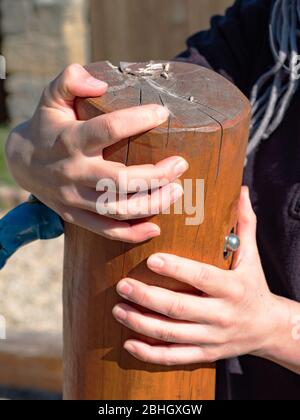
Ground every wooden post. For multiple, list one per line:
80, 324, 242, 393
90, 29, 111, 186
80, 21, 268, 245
63, 61, 250, 400
90, 0, 233, 63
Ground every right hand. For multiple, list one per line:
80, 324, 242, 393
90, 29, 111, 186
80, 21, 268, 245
5, 64, 188, 243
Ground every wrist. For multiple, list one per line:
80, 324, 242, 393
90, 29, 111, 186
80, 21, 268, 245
252, 294, 292, 359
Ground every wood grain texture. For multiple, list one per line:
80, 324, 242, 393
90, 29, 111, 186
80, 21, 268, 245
0, 331, 62, 393
63, 61, 250, 400
90, 0, 233, 63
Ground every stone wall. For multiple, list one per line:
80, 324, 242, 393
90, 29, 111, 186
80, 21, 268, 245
0, 0, 90, 126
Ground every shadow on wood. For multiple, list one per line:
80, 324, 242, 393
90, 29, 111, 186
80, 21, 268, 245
63, 60, 250, 400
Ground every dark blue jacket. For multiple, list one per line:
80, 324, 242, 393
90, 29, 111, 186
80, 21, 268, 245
178, 0, 300, 400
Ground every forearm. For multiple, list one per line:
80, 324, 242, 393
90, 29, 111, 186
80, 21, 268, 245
256, 295, 300, 375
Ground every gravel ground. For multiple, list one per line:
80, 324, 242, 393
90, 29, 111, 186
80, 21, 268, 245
0, 231, 64, 334
0, 190, 64, 400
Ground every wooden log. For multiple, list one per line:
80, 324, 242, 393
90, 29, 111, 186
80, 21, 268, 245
0, 331, 62, 393
63, 61, 250, 400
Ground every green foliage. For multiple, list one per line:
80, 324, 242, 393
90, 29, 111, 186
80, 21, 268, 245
0, 125, 14, 185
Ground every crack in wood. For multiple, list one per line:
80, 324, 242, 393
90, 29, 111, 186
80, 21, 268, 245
139, 88, 143, 106
146, 77, 226, 119
106, 61, 225, 183
215, 125, 224, 183
166, 116, 171, 148
158, 93, 165, 107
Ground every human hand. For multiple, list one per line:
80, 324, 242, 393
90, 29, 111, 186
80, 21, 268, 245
113, 187, 288, 364
5, 64, 188, 243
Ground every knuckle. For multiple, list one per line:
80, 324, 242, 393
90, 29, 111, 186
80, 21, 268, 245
137, 350, 151, 364
202, 348, 220, 364
58, 187, 77, 206
63, 163, 77, 182
154, 164, 169, 183
113, 212, 131, 221
166, 297, 185, 319
57, 160, 76, 181
135, 290, 149, 308
215, 311, 232, 329
132, 316, 143, 333
55, 128, 78, 156
103, 231, 118, 241
42, 84, 55, 105
156, 326, 176, 343
101, 116, 119, 142
100, 201, 131, 221
127, 195, 143, 214
209, 329, 229, 346
230, 281, 245, 302
218, 331, 230, 346
103, 228, 126, 242
171, 260, 181, 277
59, 210, 74, 224
251, 211, 257, 224
192, 266, 210, 288
111, 229, 145, 244
245, 208, 257, 225
48, 163, 79, 190
106, 227, 142, 244
62, 63, 80, 81
163, 353, 177, 367
44, 64, 81, 105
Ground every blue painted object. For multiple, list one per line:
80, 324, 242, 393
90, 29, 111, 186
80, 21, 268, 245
0, 196, 64, 270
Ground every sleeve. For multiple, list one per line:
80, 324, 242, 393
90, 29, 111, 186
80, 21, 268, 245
176, 0, 272, 96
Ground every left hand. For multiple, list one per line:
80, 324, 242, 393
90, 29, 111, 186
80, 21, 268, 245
112, 187, 283, 365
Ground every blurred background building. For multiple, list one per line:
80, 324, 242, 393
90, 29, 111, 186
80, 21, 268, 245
0, 0, 232, 399
0, 0, 232, 126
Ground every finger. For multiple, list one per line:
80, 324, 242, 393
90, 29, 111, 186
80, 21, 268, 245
112, 303, 218, 345
58, 185, 99, 214
116, 278, 220, 323
42, 63, 108, 108
123, 340, 211, 366
59, 181, 183, 219
76, 104, 170, 152
59, 207, 161, 243
147, 253, 233, 297
84, 156, 188, 192
234, 186, 259, 268
96, 182, 183, 220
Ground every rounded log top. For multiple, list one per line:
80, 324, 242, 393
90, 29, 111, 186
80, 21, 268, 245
83, 60, 250, 133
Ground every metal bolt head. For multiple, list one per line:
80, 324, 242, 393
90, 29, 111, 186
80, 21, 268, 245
225, 234, 240, 253
27, 195, 39, 204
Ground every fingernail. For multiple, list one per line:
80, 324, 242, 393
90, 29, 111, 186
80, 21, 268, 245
148, 255, 164, 269
113, 306, 127, 321
124, 342, 136, 354
156, 106, 169, 123
147, 226, 161, 238
173, 159, 189, 177
117, 280, 133, 297
86, 77, 108, 88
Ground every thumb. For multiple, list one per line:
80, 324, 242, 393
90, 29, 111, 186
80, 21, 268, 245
42, 63, 108, 108
233, 186, 259, 268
